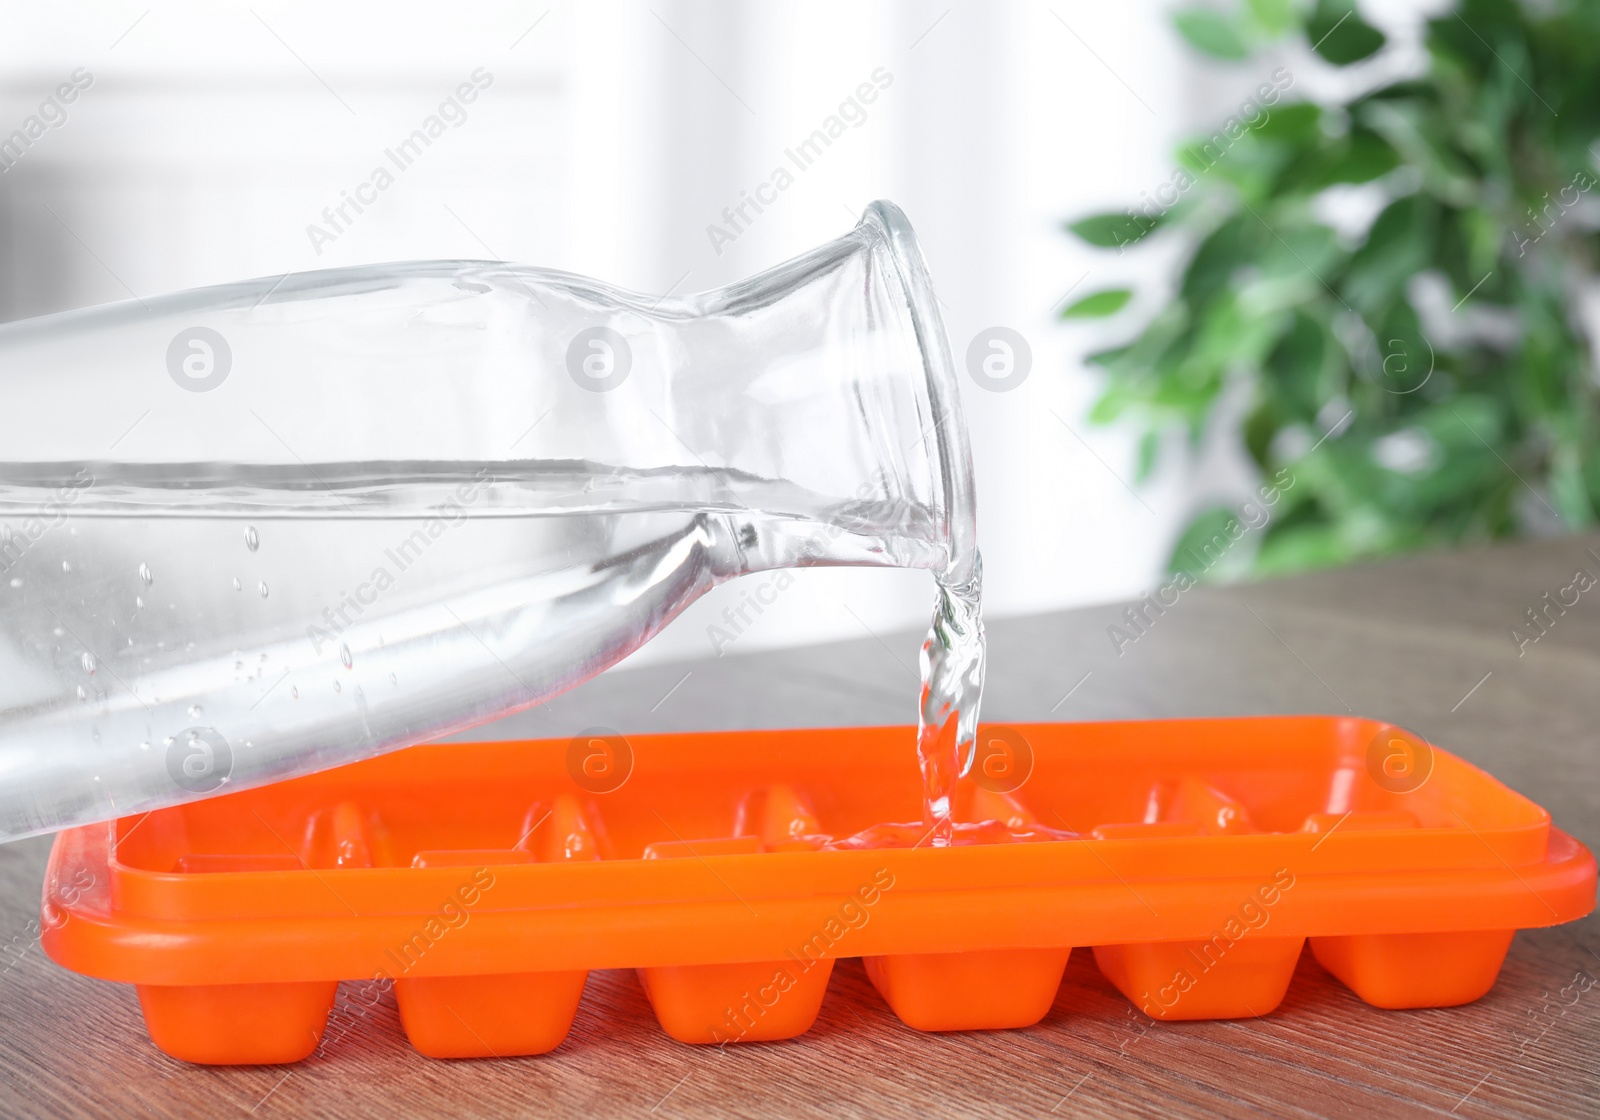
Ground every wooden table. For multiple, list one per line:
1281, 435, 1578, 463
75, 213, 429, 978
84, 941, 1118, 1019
3, 535, 1597, 1118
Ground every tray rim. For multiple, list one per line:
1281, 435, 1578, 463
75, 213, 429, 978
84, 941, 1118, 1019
38, 717, 1596, 985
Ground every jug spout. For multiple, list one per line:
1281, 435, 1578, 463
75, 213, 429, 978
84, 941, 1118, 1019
0, 201, 975, 838
675, 200, 977, 582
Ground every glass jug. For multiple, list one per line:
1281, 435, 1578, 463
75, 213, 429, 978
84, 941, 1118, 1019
0, 200, 978, 840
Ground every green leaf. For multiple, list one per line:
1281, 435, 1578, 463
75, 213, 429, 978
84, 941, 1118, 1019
1245, 0, 1293, 36
1179, 103, 1321, 197
1301, 128, 1400, 189
1251, 102, 1323, 147
1434, 206, 1502, 301
1341, 194, 1437, 316
1357, 99, 1477, 206
1244, 399, 1283, 470
1255, 523, 1360, 574
1263, 310, 1331, 417
1168, 506, 1252, 578
1366, 300, 1434, 396
1180, 215, 1261, 308
1431, 394, 1505, 451
1239, 224, 1345, 313
1066, 211, 1161, 249
1586, 447, 1600, 517
1551, 443, 1596, 528
1173, 8, 1251, 60
1184, 294, 1290, 387
1085, 342, 1132, 372
1062, 288, 1134, 319
1307, 0, 1386, 65
1135, 430, 1161, 482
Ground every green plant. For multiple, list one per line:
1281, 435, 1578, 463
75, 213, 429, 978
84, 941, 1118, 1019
1066, 0, 1600, 576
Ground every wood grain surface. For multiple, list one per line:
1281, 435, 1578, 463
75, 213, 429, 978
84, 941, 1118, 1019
2, 534, 1597, 1119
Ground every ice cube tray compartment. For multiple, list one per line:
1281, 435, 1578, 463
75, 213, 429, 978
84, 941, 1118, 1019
41, 718, 1596, 1064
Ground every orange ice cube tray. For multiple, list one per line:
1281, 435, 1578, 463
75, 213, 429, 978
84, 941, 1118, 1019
41, 717, 1596, 1065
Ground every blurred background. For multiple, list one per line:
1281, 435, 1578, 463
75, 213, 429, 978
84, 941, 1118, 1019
1, 0, 1591, 666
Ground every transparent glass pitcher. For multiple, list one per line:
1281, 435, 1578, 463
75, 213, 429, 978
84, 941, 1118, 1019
0, 200, 976, 840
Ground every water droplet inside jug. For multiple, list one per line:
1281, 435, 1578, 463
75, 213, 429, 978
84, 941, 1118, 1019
258, 581, 269, 598
138, 563, 152, 585
139, 741, 150, 751
332, 679, 342, 693
187, 704, 203, 719
81, 653, 95, 673
244, 526, 259, 551
232, 577, 241, 591
339, 643, 353, 669
134, 595, 144, 609
60, 560, 71, 573
8, 578, 20, 588
290, 685, 299, 699
75, 686, 86, 701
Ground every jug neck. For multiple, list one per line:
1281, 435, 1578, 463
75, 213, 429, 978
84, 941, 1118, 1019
0, 202, 975, 583
627, 201, 977, 583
